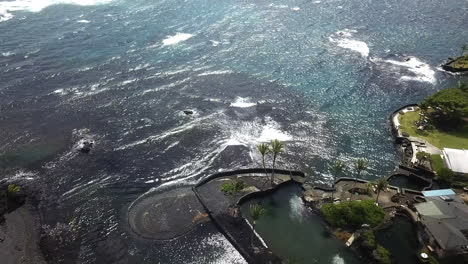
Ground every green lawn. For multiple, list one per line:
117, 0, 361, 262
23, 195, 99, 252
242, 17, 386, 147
430, 154, 444, 172
398, 110, 468, 149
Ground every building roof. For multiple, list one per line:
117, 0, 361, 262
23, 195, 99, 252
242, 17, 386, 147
415, 195, 468, 252
442, 148, 468, 174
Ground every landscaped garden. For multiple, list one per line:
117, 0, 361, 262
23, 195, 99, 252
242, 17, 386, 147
398, 83, 468, 150
320, 200, 385, 228
398, 110, 468, 149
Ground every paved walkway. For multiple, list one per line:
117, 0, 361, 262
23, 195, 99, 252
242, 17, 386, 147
304, 180, 399, 208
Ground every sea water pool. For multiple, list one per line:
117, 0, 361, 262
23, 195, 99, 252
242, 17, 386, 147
240, 183, 361, 264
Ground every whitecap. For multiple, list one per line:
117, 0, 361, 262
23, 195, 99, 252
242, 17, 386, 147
1, 51, 14, 57
258, 123, 293, 142
230, 97, 256, 108
210, 40, 220, 46
197, 70, 233, 76
53, 88, 66, 95
77, 19, 90, 23
291, 7, 300, 11
383, 57, 436, 84
269, 4, 288, 9
162, 33, 194, 46
336, 39, 369, 57
120, 79, 137, 85
226, 117, 293, 147
0, 0, 113, 22
7, 170, 37, 181
329, 29, 369, 57
370, 56, 436, 84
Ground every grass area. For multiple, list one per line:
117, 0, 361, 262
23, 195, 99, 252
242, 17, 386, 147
430, 154, 445, 172
398, 110, 468, 149
450, 55, 468, 69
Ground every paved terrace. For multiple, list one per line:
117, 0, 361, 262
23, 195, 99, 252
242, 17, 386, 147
303, 179, 399, 208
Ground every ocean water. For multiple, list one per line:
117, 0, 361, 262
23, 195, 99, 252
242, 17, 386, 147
0, 0, 467, 263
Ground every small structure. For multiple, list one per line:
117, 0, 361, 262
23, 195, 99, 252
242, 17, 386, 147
415, 189, 468, 257
442, 148, 468, 175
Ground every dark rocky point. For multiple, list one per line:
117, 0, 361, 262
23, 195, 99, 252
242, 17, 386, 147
183, 110, 193, 115
77, 138, 95, 153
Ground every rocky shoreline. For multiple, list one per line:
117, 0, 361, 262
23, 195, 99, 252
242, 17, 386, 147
0, 186, 46, 264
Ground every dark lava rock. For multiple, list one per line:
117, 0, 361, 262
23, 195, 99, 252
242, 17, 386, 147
77, 138, 95, 153
183, 110, 193, 115
402, 132, 410, 137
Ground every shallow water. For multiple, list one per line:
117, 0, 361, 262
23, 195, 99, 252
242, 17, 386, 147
241, 183, 360, 264
0, 0, 467, 262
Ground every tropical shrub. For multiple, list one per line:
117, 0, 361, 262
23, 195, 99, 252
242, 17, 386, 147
320, 200, 385, 228
420, 84, 468, 129
221, 180, 247, 195
374, 245, 392, 264
436, 168, 455, 185
361, 230, 376, 249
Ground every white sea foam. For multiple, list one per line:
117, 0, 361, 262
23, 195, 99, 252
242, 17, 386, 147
226, 117, 293, 148
7, 170, 37, 181
210, 40, 220, 46
162, 33, 193, 46
383, 57, 436, 84
120, 78, 137, 85
0, 0, 112, 22
269, 4, 288, 9
291, 7, 300, 11
53, 88, 66, 95
1, 51, 14, 56
77, 19, 90, 23
197, 70, 233, 76
313, 1, 321, 3
258, 123, 293, 142
289, 195, 305, 222
115, 112, 219, 150
230, 97, 256, 108
141, 77, 191, 95
332, 254, 345, 264
329, 29, 369, 57
186, 233, 246, 264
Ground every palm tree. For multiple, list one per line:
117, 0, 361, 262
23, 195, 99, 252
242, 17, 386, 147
353, 159, 369, 191
459, 82, 468, 93
249, 203, 266, 248
270, 139, 284, 186
257, 143, 271, 177
329, 160, 345, 199
375, 178, 388, 204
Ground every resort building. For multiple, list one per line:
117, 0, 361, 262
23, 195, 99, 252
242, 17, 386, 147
442, 148, 468, 175
415, 189, 468, 257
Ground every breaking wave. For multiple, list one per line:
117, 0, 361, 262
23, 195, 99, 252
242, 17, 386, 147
0, 0, 113, 22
